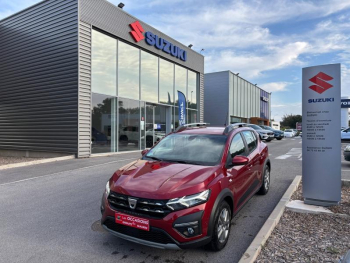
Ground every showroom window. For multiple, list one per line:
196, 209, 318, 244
91, 93, 116, 153
188, 71, 197, 109
159, 59, 174, 105
118, 41, 140, 99
175, 65, 187, 104
91, 30, 117, 96
118, 98, 140, 152
141, 51, 158, 103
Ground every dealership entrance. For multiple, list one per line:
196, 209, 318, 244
145, 104, 172, 148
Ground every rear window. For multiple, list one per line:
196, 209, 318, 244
285, 129, 292, 132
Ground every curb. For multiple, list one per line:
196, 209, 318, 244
0, 155, 75, 171
342, 179, 350, 187
90, 150, 141, 158
238, 175, 302, 263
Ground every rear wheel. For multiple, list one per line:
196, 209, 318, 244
258, 165, 270, 195
209, 201, 231, 251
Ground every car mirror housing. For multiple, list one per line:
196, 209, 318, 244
232, 155, 249, 166
141, 149, 149, 156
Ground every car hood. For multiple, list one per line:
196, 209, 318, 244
110, 159, 218, 199
257, 129, 272, 134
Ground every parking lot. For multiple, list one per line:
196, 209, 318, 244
0, 137, 349, 263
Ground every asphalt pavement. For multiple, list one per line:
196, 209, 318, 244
0, 137, 349, 263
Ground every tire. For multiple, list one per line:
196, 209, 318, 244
277, 138, 282, 140
258, 165, 270, 195
209, 201, 231, 251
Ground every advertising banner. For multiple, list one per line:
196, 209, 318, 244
302, 63, 341, 206
178, 91, 186, 126
341, 98, 350, 108
296, 122, 302, 131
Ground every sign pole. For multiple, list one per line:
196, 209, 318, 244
302, 63, 341, 206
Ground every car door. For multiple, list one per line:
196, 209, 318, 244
225, 133, 254, 211
241, 131, 261, 189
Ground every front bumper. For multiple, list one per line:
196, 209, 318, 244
100, 192, 213, 249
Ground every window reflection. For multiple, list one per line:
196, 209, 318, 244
118, 98, 140, 151
118, 41, 140, 99
159, 59, 174, 105
141, 51, 158, 103
175, 65, 187, 105
92, 30, 117, 96
91, 93, 116, 153
188, 109, 197, 123
188, 71, 197, 109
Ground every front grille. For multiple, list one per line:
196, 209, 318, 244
103, 217, 175, 245
267, 132, 274, 135
108, 191, 172, 219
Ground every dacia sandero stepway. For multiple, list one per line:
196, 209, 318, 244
100, 123, 271, 251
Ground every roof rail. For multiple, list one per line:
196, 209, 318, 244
223, 123, 248, 134
174, 123, 210, 133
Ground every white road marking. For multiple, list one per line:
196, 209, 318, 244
275, 148, 302, 160
275, 155, 292, 159
0, 158, 137, 186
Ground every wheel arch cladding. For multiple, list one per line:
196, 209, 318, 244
207, 188, 233, 237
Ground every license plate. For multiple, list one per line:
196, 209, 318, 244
115, 212, 150, 231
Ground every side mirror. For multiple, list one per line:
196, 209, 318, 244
232, 155, 249, 166
141, 149, 149, 156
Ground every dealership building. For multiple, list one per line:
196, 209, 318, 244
0, 0, 204, 157
204, 71, 271, 126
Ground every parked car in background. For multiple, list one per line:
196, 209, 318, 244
284, 129, 294, 138
247, 124, 274, 141
299, 131, 302, 137
341, 128, 350, 140
100, 123, 271, 251
344, 144, 350, 161
292, 129, 299, 136
259, 125, 284, 140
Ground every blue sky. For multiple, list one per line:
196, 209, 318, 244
1, 0, 350, 121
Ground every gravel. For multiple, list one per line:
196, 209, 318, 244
256, 183, 350, 262
0, 157, 45, 166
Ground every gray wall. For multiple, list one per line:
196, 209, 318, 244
0, 0, 79, 155
204, 72, 229, 126
78, 20, 92, 158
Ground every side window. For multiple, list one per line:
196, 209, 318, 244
228, 134, 246, 159
242, 131, 257, 154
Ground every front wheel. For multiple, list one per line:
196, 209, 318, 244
258, 165, 270, 195
209, 201, 231, 251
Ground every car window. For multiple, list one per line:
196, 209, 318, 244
242, 131, 257, 154
228, 133, 246, 159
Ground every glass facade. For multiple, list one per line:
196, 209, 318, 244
91, 29, 199, 153
91, 30, 116, 96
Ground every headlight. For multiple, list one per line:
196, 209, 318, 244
345, 145, 350, 152
166, 190, 210, 211
105, 181, 110, 196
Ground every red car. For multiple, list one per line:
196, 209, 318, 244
101, 123, 271, 251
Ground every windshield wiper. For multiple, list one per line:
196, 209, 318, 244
146, 156, 163, 161
168, 159, 203, 165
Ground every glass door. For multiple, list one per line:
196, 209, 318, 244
145, 104, 172, 148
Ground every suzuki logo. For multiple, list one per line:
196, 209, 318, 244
309, 72, 333, 94
128, 198, 137, 209
129, 21, 144, 42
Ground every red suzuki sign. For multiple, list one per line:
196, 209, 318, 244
115, 212, 150, 231
309, 72, 333, 94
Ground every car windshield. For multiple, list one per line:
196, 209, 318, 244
144, 134, 227, 166
249, 125, 263, 130
285, 129, 292, 132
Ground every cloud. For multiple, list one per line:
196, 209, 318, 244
205, 42, 308, 77
271, 102, 302, 121
259, 82, 291, 93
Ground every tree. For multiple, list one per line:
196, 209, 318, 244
281, 114, 302, 129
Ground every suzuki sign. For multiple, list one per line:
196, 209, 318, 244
302, 64, 341, 206
129, 21, 187, 62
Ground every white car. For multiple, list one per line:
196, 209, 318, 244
341, 128, 350, 140
284, 129, 294, 138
